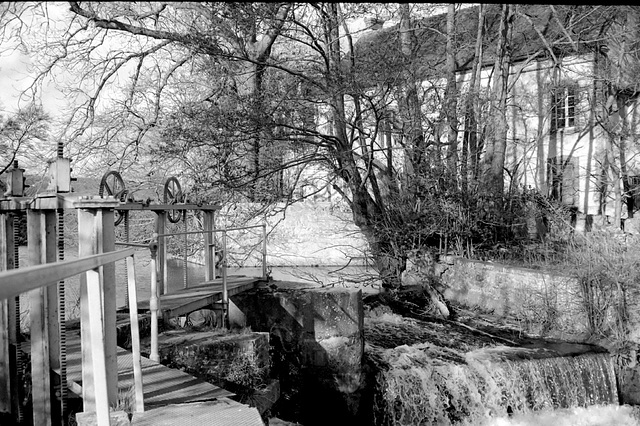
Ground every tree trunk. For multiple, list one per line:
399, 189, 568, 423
463, 4, 485, 186
482, 4, 514, 194
445, 3, 459, 180
399, 3, 428, 189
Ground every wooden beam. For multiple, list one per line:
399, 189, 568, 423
126, 255, 144, 413
78, 208, 97, 413
0, 248, 135, 300
85, 269, 111, 426
0, 214, 13, 415
96, 208, 118, 404
28, 209, 56, 426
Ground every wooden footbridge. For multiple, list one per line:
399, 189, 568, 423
0, 158, 269, 425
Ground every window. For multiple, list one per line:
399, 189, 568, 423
551, 86, 576, 131
629, 176, 640, 214
548, 156, 579, 206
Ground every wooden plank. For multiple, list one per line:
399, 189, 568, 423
77, 208, 97, 413
126, 255, 145, 413
28, 209, 55, 426
162, 296, 218, 320
97, 208, 118, 404
0, 214, 12, 414
59, 329, 235, 406
0, 300, 9, 413
155, 278, 261, 320
130, 400, 264, 426
0, 248, 135, 300
85, 269, 111, 426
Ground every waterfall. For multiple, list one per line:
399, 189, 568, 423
368, 343, 619, 426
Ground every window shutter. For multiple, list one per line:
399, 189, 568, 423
574, 86, 589, 129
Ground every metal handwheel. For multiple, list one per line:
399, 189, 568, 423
99, 170, 128, 226
164, 176, 184, 223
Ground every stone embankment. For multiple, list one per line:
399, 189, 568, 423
232, 286, 365, 425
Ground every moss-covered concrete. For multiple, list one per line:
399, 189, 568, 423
232, 286, 365, 425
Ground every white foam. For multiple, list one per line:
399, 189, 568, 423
482, 404, 639, 426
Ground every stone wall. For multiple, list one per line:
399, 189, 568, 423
232, 287, 365, 425
217, 201, 369, 267
264, 201, 369, 266
438, 257, 590, 340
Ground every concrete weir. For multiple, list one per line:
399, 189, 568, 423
232, 285, 365, 425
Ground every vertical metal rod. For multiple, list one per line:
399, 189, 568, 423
183, 211, 188, 289
149, 241, 160, 362
222, 230, 228, 329
203, 211, 214, 281
124, 211, 130, 308
155, 212, 166, 296
262, 223, 267, 280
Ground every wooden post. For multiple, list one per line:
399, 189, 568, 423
203, 211, 215, 281
84, 268, 111, 426
155, 212, 167, 295
0, 213, 16, 417
27, 208, 57, 426
98, 207, 117, 405
126, 255, 144, 412
76, 197, 119, 411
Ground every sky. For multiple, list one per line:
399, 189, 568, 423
0, 3, 69, 117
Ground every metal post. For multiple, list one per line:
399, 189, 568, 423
148, 241, 160, 362
124, 211, 130, 308
203, 211, 214, 281
262, 223, 267, 280
155, 212, 167, 295
183, 211, 188, 289
222, 230, 228, 329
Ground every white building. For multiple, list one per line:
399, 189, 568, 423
351, 4, 640, 227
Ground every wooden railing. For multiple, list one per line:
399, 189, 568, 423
0, 249, 145, 426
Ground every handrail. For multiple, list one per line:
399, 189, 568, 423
0, 248, 136, 300
155, 222, 268, 281
115, 241, 152, 248
155, 223, 265, 238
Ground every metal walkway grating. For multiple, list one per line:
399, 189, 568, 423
131, 400, 264, 426
61, 328, 263, 425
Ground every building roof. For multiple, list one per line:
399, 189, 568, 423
353, 5, 620, 86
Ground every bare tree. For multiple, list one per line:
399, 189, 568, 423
0, 104, 50, 176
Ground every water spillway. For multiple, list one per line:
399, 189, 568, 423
364, 314, 619, 426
